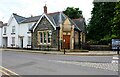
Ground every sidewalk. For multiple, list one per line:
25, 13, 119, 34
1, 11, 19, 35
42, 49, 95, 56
0, 48, 118, 56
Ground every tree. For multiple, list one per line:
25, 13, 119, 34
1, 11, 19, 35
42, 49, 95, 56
87, 2, 116, 44
63, 7, 82, 19
112, 2, 120, 38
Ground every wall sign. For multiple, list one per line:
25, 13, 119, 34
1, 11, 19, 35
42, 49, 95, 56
112, 39, 120, 50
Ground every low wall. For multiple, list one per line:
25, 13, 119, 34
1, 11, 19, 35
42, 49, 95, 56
89, 45, 111, 51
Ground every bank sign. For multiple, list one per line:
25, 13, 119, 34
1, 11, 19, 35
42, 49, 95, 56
112, 39, 120, 49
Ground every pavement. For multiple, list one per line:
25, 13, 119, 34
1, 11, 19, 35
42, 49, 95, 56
0, 48, 119, 56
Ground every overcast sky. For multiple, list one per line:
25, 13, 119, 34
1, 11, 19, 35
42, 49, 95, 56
0, 0, 94, 23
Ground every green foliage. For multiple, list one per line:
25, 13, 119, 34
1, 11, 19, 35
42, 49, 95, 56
112, 2, 120, 37
63, 7, 82, 19
87, 2, 117, 44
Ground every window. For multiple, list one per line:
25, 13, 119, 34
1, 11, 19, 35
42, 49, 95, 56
28, 37, 31, 45
38, 30, 52, 45
4, 27, 6, 34
48, 32, 50, 43
12, 37, 15, 45
40, 32, 43, 43
12, 26, 15, 33
44, 32, 46, 43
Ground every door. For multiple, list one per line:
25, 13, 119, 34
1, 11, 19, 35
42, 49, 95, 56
63, 35, 70, 49
3, 37, 7, 48
20, 37, 23, 48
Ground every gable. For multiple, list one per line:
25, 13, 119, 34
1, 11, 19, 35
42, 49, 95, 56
64, 18, 71, 25
34, 17, 54, 31
33, 13, 56, 32
7, 14, 18, 26
63, 18, 72, 32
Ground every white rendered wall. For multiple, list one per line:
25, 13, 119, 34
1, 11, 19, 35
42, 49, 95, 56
6, 16, 19, 47
18, 22, 35, 48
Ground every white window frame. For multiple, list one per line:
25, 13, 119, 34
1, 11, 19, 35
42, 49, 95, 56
12, 37, 15, 45
12, 26, 15, 33
38, 30, 51, 45
47, 31, 51, 44
43, 32, 47, 44
40, 32, 43, 44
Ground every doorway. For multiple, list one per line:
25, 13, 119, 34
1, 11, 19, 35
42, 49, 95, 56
20, 37, 23, 48
63, 35, 70, 49
3, 37, 7, 48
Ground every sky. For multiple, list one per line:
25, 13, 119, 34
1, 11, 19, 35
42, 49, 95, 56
0, 0, 94, 23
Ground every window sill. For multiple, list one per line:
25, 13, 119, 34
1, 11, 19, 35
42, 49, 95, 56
27, 44, 31, 46
3, 34, 6, 35
38, 43, 51, 45
11, 44, 15, 46
11, 33, 15, 35
27, 32, 31, 34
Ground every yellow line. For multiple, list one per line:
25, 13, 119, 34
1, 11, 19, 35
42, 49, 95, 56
0, 66, 19, 75
0, 69, 9, 75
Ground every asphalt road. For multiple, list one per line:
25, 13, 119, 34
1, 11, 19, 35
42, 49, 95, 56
1, 50, 118, 75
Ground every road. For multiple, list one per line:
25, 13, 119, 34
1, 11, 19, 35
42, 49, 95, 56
1, 50, 119, 75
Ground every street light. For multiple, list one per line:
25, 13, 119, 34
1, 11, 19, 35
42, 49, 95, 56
117, 42, 120, 55
63, 39, 65, 54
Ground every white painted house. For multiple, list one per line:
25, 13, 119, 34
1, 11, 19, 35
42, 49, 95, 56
0, 13, 36, 48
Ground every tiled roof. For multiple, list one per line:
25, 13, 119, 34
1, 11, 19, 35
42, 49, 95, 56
13, 12, 85, 32
21, 15, 41, 23
47, 12, 81, 31
13, 13, 26, 23
47, 12, 67, 26
72, 18, 86, 32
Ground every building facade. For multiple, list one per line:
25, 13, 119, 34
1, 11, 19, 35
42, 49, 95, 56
0, 5, 86, 50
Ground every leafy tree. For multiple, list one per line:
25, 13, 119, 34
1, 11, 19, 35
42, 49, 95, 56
63, 7, 82, 19
112, 2, 120, 38
87, 2, 116, 44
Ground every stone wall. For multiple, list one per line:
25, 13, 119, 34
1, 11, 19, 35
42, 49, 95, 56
32, 17, 59, 50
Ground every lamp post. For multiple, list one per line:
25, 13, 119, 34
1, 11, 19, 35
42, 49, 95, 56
117, 42, 120, 55
63, 39, 65, 54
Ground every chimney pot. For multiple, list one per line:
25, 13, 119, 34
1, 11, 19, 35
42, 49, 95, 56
44, 5, 47, 14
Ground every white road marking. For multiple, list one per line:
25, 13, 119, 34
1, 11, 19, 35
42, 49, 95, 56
0, 66, 20, 76
49, 60, 118, 72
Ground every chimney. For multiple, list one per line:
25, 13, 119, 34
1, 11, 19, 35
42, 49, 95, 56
44, 5, 47, 14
